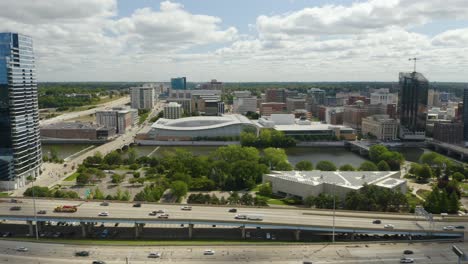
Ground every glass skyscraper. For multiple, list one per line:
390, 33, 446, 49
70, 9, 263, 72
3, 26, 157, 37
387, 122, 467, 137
0, 33, 41, 189
398, 72, 429, 140
171, 77, 187, 90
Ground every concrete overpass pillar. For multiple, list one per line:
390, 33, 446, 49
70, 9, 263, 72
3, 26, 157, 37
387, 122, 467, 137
80, 222, 87, 238
134, 223, 143, 239
294, 230, 301, 241
188, 224, 194, 239
240, 226, 246, 239
27, 220, 34, 237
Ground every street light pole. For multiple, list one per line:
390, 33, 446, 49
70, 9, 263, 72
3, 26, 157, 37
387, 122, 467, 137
332, 182, 336, 243
31, 177, 39, 240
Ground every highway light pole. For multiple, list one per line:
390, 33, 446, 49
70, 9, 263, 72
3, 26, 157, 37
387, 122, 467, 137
31, 177, 39, 240
332, 182, 336, 243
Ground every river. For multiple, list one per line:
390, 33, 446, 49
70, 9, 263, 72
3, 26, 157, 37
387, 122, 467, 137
41, 143, 426, 166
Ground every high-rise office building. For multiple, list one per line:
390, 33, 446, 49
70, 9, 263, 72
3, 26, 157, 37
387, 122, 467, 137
398, 72, 429, 140
463, 88, 468, 141
171, 77, 187, 90
164, 102, 183, 119
131, 86, 156, 110
0, 33, 42, 189
266, 89, 287, 103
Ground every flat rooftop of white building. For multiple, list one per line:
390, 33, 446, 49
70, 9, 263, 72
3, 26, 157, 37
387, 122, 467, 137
151, 114, 254, 130
265, 170, 401, 190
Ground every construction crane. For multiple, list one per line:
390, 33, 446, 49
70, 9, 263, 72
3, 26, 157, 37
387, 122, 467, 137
408, 57, 418, 72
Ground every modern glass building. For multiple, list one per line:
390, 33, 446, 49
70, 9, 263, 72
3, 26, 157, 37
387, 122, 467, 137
171, 77, 187, 90
398, 72, 429, 140
0, 33, 41, 189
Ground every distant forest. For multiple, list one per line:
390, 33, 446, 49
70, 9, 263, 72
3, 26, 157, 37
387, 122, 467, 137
38, 81, 468, 97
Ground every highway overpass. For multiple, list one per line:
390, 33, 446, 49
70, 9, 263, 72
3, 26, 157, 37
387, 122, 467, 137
1, 198, 465, 241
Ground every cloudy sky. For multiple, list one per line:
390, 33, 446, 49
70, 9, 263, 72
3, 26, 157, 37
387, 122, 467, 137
1, 0, 468, 82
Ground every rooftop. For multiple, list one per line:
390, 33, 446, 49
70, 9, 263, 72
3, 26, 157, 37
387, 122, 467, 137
41, 122, 100, 130
152, 114, 254, 131
266, 170, 402, 190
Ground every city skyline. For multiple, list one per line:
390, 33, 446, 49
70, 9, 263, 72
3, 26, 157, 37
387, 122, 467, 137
0, 0, 467, 82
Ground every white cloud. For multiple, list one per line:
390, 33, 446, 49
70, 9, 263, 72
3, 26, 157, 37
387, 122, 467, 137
0, 0, 466, 81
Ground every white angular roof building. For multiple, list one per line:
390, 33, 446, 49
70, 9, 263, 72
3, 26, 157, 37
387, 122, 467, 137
263, 170, 406, 199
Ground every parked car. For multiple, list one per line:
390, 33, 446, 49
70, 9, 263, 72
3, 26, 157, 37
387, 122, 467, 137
2, 232, 12, 237
372, 219, 381, 224
148, 252, 161, 258
403, 250, 414, 255
228, 208, 237, 213
75, 251, 90, 257
203, 249, 215, 255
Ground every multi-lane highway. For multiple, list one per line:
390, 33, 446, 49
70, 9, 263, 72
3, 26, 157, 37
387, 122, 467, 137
1, 198, 466, 233
0, 239, 465, 263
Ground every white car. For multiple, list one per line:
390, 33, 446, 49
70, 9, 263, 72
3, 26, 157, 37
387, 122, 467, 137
204, 249, 215, 255
98, 212, 109, 217
158, 213, 169, 219
400, 257, 414, 263
16, 247, 28, 252
443, 226, 455, 231
384, 224, 394, 229
148, 252, 161, 258
181, 206, 192, 211
235, 214, 247, 220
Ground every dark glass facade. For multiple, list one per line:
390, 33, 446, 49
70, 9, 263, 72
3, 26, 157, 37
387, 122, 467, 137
398, 72, 428, 137
171, 77, 186, 90
0, 33, 41, 187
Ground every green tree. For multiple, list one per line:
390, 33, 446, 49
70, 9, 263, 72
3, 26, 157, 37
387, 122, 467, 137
76, 172, 92, 184
240, 193, 254, 205
304, 195, 315, 207
93, 187, 105, 200
377, 160, 390, 171
316, 161, 337, 171
275, 160, 293, 171
111, 174, 125, 184
23, 186, 51, 197
171, 181, 188, 200
295, 161, 313, 171
258, 182, 272, 197
369, 145, 389, 162
339, 164, 355, 171
448, 191, 460, 213
452, 172, 465, 182
359, 161, 378, 171
127, 148, 137, 165
416, 164, 433, 183
104, 151, 122, 165
134, 185, 163, 202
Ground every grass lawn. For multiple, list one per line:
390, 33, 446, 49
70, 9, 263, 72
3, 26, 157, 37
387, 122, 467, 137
461, 182, 468, 196
266, 198, 288, 206
416, 189, 431, 200
250, 184, 261, 192
0, 192, 9, 197
406, 193, 423, 208
63, 173, 79, 182
98, 95, 123, 104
